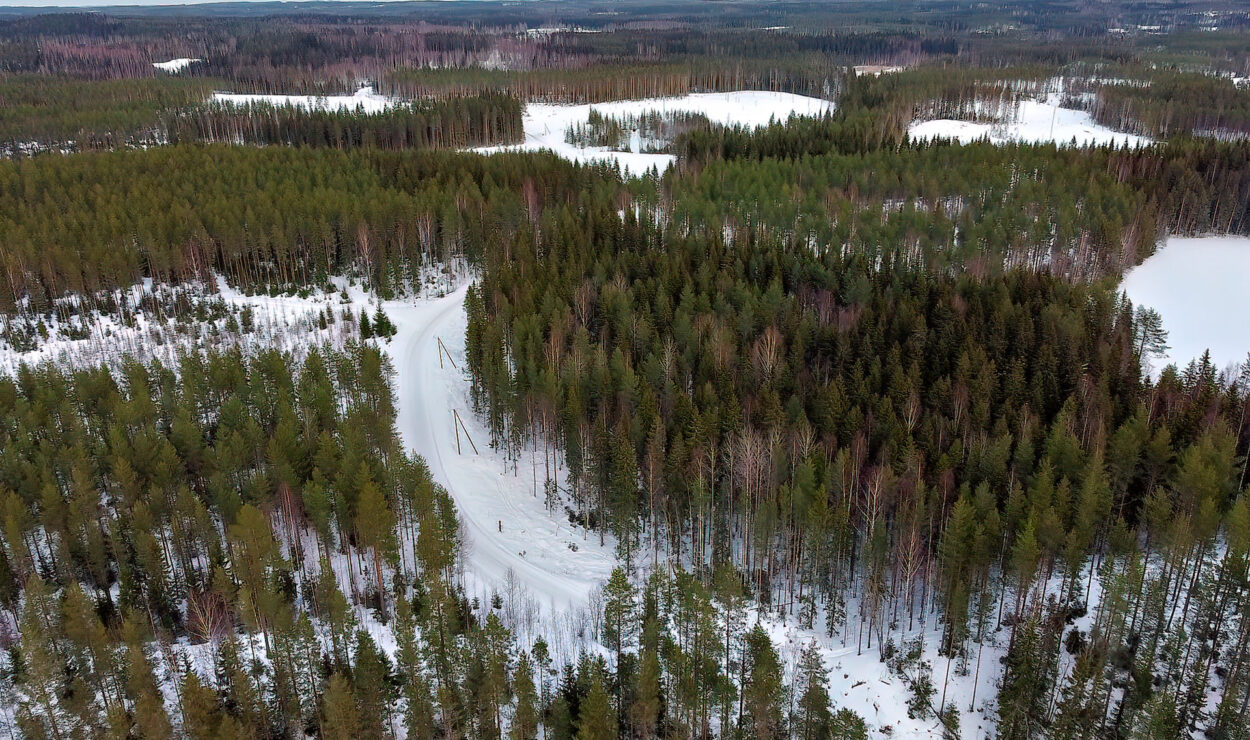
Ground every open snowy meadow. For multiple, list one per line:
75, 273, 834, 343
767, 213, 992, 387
909, 94, 1151, 148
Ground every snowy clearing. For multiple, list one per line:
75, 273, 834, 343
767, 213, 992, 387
0, 278, 352, 376
1120, 235, 1250, 376
909, 95, 1151, 147
152, 57, 201, 73
210, 85, 395, 113
475, 91, 834, 176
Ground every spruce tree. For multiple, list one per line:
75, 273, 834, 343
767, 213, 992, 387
794, 642, 832, 740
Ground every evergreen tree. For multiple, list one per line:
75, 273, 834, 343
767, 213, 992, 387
794, 642, 832, 740
512, 652, 540, 740
321, 673, 362, 740
741, 624, 785, 740
576, 677, 617, 740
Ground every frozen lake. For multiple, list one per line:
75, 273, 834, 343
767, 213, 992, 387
1121, 235, 1250, 376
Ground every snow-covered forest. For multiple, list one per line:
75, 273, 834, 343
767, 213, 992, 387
2, 2, 1250, 739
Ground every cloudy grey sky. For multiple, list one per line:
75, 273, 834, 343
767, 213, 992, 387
9, 0, 423, 6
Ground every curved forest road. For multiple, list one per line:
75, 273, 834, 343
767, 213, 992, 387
386, 285, 615, 612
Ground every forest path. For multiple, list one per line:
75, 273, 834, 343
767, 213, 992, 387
387, 285, 616, 611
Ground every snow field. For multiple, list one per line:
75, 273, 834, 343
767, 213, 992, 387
909, 95, 1152, 148
475, 91, 835, 176
153, 58, 201, 73
1120, 235, 1250, 376
211, 85, 396, 114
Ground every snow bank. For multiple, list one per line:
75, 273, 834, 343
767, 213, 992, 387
1120, 235, 1250, 376
153, 57, 201, 73
475, 91, 835, 176
211, 86, 394, 114
909, 95, 1151, 148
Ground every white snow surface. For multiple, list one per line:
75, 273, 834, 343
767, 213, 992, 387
211, 85, 395, 113
475, 91, 834, 176
909, 95, 1151, 147
385, 284, 617, 612
152, 57, 201, 73
1120, 235, 1250, 376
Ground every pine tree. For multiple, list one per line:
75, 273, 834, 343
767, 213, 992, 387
602, 567, 637, 679
741, 624, 785, 740
630, 648, 662, 740
829, 708, 868, 740
997, 612, 1057, 740
1050, 648, 1107, 740
1132, 306, 1170, 368
17, 577, 69, 739
374, 308, 396, 338
122, 616, 174, 739
181, 672, 226, 740
1128, 692, 1181, 740
321, 673, 362, 740
355, 465, 396, 619
352, 630, 393, 739
512, 652, 540, 740
576, 677, 617, 740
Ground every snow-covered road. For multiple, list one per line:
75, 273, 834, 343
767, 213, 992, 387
386, 285, 616, 612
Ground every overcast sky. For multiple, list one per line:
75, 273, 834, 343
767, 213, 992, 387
8, 0, 425, 7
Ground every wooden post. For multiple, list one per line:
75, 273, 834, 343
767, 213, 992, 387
437, 337, 458, 369
453, 409, 479, 454
453, 411, 462, 455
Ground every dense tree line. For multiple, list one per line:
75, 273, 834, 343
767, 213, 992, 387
384, 59, 845, 107
164, 93, 522, 151
671, 127, 1250, 275
0, 145, 616, 310
0, 75, 217, 149
1090, 72, 1250, 139
667, 141, 1154, 279
0, 345, 466, 737
0, 74, 522, 156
